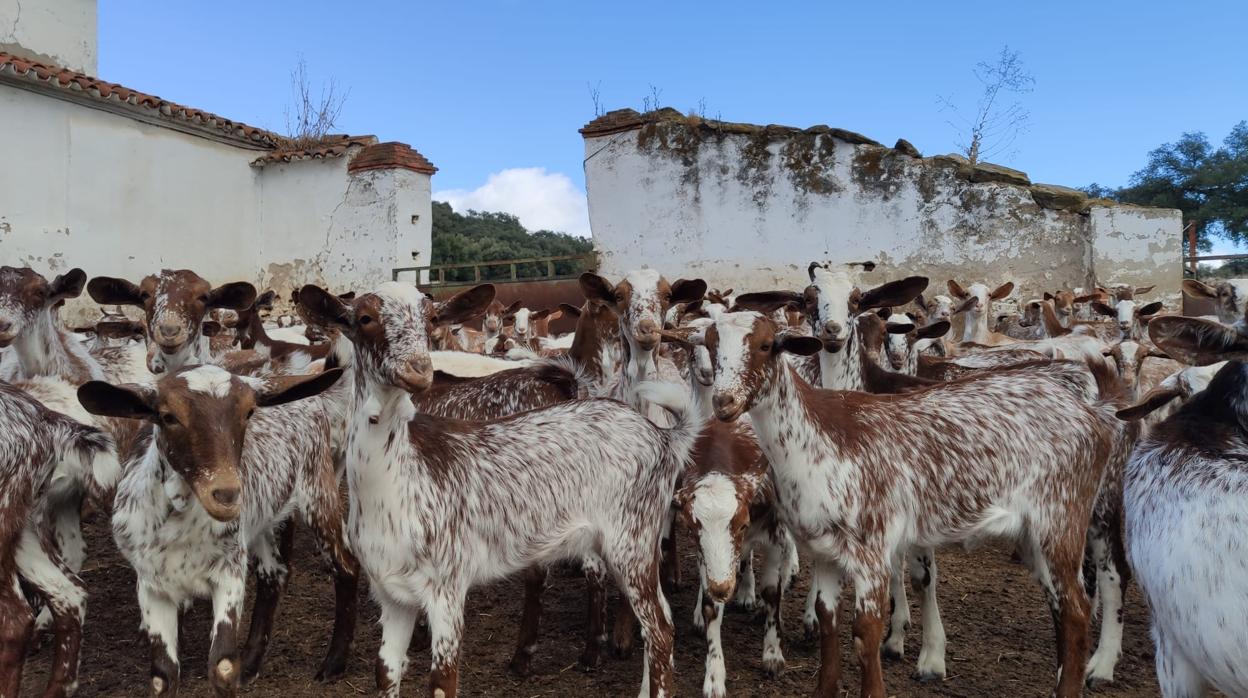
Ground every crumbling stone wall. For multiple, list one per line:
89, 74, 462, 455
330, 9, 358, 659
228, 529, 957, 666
581, 108, 1181, 301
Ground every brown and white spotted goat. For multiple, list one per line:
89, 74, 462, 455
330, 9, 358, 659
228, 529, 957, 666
77, 366, 359, 697
87, 270, 257, 373
299, 281, 701, 698
692, 310, 1129, 698
0, 381, 117, 698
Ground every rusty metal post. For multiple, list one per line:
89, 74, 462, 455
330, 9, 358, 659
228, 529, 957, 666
1187, 221, 1198, 275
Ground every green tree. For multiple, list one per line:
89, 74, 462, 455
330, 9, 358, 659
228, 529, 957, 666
1086, 122, 1248, 251
430, 201, 594, 283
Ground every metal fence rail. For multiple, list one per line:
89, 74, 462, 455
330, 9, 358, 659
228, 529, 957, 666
392, 252, 598, 286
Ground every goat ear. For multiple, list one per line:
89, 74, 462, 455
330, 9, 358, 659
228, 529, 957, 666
337, 291, 356, 301
48, 268, 87, 304
1073, 294, 1099, 304
1043, 292, 1054, 301
858, 276, 929, 311
1149, 316, 1248, 366
989, 282, 1015, 301
876, 308, 892, 320
915, 320, 950, 340
914, 294, 931, 313
947, 280, 969, 300
1134, 285, 1155, 296
547, 309, 563, 322
503, 300, 523, 316
558, 303, 582, 318
1137, 301, 1164, 318
579, 273, 616, 305
1091, 301, 1117, 318
208, 282, 257, 312
778, 333, 822, 356
1182, 279, 1218, 299
530, 308, 552, 321
671, 278, 708, 305
87, 276, 144, 307
298, 285, 353, 330
255, 289, 277, 310
1116, 387, 1183, 422
435, 284, 496, 326
733, 291, 802, 314
952, 295, 978, 314
77, 381, 158, 421
255, 368, 344, 407
808, 262, 824, 282
201, 321, 223, 338
1146, 348, 1173, 360
885, 320, 915, 335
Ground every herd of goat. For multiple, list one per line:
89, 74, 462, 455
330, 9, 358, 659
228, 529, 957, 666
0, 261, 1244, 698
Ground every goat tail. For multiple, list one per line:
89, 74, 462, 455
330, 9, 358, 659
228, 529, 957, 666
52, 415, 121, 505
533, 353, 596, 400
636, 381, 702, 477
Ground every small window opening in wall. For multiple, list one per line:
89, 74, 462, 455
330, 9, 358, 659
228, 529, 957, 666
410, 214, 420, 224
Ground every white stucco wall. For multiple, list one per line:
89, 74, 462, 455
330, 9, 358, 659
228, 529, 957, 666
583, 115, 1181, 298
0, 0, 97, 73
0, 84, 432, 322
1090, 204, 1184, 303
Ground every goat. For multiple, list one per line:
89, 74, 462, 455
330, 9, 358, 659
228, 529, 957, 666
1045, 290, 1103, 328
1182, 278, 1248, 328
87, 270, 256, 373
77, 365, 358, 696
1117, 315, 1248, 696
1089, 296, 1163, 342
580, 270, 707, 595
690, 310, 1126, 697
0, 381, 117, 698
946, 279, 1016, 346
233, 290, 333, 374
661, 324, 798, 697
735, 266, 943, 668
298, 281, 700, 698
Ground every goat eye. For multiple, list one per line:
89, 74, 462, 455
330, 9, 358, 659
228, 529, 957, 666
246, 408, 256, 420
198, 294, 210, 304
159, 412, 179, 427
759, 343, 773, 353
358, 315, 373, 326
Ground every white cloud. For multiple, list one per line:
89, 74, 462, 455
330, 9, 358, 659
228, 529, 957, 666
435, 168, 591, 238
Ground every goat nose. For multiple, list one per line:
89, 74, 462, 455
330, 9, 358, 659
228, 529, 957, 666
0, 320, 11, 334
211, 487, 239, 507
712, 393, 742, 420
159, 324, 180, 340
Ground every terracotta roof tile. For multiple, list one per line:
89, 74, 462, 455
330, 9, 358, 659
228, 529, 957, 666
251, 135, 379, 166
347, 142, 437, 175
0, 51, 287, 148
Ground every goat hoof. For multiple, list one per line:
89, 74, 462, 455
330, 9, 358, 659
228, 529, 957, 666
762, 655, 785, 678
314, 657, 347, 683
578, 647, 601, 671
881, 644, 905, 661
1085, 675, 1113, 689
508, 653, 533, 678
914, 670, 945, 683
729, 597, 759, 613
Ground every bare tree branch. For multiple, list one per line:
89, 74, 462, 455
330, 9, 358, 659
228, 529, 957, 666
284, 58, 349, 150
938, 46, 1034, 165
587, 81, 604, 117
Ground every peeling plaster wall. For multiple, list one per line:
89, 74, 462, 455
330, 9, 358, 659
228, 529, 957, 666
0, 85, 432, 323
0, 0, 97, 74
583, 120, 1180, 299
1090, 205, 1184, 304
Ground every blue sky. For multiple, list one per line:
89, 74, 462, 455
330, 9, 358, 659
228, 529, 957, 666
100, 1, 1246, 242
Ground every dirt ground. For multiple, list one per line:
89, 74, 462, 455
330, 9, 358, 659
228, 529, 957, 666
23, 519, 1162, 697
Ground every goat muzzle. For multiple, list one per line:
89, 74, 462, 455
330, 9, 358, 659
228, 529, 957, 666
712, 393, 745, 422
394, 356, 434, 393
